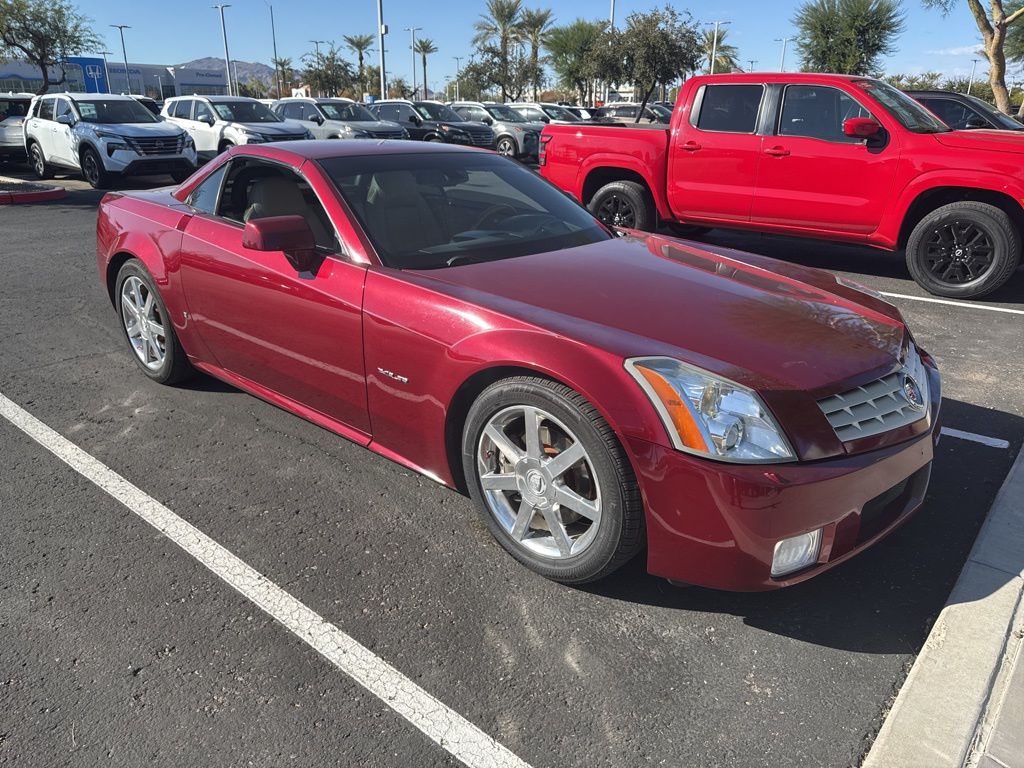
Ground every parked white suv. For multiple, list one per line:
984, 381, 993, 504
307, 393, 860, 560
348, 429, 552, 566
272, 97, 407, 140
1, 92, 32, 161
23, 92, 197, 188
162, 95, 312, 160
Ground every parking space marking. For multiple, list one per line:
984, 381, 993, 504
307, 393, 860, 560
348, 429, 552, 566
879, 291, 1024, 316
0, 391, 532, 768
941, 427, 1012, 450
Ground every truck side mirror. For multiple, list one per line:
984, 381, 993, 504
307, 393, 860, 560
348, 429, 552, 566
843, 117, 882, 139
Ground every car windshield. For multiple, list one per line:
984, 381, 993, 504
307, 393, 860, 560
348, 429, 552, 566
962, 94, 1023, 130
486, 105, 526, 122
320, 152, 610, 269
0, 98, 29, 120
74, 98, 158, 124
857, 80, 949, 133
542, 104, 579, 121
320, 101, 377, 121
414, 102, 463, 122
210, 100, 282, 123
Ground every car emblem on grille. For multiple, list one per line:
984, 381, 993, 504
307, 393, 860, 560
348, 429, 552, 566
901, 373, 925, 411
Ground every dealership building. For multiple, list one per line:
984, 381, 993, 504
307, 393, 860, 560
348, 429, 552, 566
0, 56, 228, 98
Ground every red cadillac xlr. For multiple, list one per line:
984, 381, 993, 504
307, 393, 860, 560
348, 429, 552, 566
96, 141, 941, 590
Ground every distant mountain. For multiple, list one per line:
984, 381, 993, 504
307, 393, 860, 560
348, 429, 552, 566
176, 57, 275, 84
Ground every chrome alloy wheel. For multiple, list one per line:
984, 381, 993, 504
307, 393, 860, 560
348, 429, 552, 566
477, 405, 602, 559
120, 276, 167, 371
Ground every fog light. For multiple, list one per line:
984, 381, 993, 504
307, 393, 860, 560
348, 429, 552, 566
771, 528, 822, 578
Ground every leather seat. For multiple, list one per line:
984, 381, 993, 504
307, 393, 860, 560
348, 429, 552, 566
363, 170, 447, 258
243, 175, 333, 248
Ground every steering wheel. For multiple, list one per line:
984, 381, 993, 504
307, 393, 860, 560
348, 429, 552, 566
472, 203, 518, 230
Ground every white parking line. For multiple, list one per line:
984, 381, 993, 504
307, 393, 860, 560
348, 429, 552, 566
0, 391, 532, 768
941, 427, 1011, 449
879, 291, 1024, 316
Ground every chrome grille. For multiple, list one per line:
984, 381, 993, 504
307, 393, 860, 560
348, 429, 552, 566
466, 127, 494, 146
817, 347, 929, 442
125, 134, 185, 156
260, 133, 307, 143
366, 129, 404, 139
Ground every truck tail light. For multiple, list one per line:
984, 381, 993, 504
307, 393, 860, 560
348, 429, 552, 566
538, 134, 552, 166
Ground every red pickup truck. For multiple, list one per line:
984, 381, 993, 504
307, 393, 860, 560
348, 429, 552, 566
539, 72, 1024, 298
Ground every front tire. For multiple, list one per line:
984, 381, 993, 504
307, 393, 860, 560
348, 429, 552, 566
905, 201, 1020, 298
462, 376, 644, 584
115, 260, 193, 385
81, 147, 113, 189
496, 136, 517, 157
28, 142, 52, 180
588, 181, 655, 232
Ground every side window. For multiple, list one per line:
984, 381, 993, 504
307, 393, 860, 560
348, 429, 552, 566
453, 106, 470, 119
177, 100, 195, 119
54, 98, 74, 122
471, 107, 489, 121
395, 104, 416, 122
376, 104, 399, 121
617, 106, 638, 118
186, 164, 227, 213
917, 98, 976, 130
281, 102, 302, 119
216, 159, 341, 252
37, 98, 55, 121
302, 103, 321, 121
778, 85, 871, 142
194, 101, 214, 122
695, 85, 764, 133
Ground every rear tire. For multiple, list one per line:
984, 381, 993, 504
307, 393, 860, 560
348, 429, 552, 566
81, 147, 113, 189
28, 142, 52, 180
588, 181, 655, 232
496, 136, 517, 157
905, 201, 1020, 298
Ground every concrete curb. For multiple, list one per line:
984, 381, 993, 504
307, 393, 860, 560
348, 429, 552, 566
863, 442, 1024, 768
0, 184, 67, 205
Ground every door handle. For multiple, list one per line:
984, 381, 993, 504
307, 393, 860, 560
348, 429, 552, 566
764, 146, 790, 157
681, 141, 702, 151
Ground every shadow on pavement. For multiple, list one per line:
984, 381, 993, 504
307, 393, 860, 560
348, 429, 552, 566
582, 398, 1023, 655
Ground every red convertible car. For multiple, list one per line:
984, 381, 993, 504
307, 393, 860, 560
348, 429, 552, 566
96, 141, 941, 590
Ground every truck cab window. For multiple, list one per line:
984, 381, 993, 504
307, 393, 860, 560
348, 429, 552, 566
696, 85, 763, 133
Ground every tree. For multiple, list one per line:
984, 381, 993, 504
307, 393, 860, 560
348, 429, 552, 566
237, 76, 267, 99
883, 70, 944, 89
701, 27, 740, 73
590, 6, 701, 121
521, 8, 554, 100
473, 0, 525, 100
272, 56, 294, 97
387, 76, 415, 99
413, 37, 437, 99
0, 0, 101, 94
545, 18, 605, 104
343, 33, 375, 97
302, 43, 353, 98
794, 0, 905, 76
933, 0, 1024, 112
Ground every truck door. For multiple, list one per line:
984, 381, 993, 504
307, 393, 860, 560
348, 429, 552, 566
750, 83, 900, 234
667, 83, 766, 222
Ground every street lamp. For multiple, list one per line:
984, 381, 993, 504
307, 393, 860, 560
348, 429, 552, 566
775, 37, 797, 72
110, 25, 131, 94
265, 2, 281, 97
405, 27, 421, 100
704, 20, 731, 75
968, 58, 979, 95
377, 0, 388, 98
310, 40, 327, 97
453, 56, 462, 101
212, 5, 234, 96
95, 50, 112, 93
747, 59, 758, 72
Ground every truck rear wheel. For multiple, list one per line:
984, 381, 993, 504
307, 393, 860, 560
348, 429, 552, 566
905, 201, 1020, 298
589, 181, 654, 232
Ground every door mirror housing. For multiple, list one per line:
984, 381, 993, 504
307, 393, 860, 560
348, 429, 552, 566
482, 116, 493, 125
243, 215, 316, 255
311, 113, 324, 125
843, 117, 882, 139
56, 113, 74, 126
964, 118, 988, 130
408, 113, 422, 126
200, 115, 215, 126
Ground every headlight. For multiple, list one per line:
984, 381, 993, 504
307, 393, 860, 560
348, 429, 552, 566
625, 357, 795, 463
94, 130, 124, 141
348, 128, 370, 138
181, 133, 194, 149
239, 129, 264, 144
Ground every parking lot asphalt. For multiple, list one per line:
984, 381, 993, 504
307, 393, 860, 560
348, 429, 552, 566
1, 170, 1022, 767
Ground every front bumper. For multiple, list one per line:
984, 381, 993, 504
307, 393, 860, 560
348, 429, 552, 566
631, 365, 941, 591
103, 147, 197, 177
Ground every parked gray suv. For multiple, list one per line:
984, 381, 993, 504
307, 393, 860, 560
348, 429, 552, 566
450, 101, 543, 161
272, 97, 408, 140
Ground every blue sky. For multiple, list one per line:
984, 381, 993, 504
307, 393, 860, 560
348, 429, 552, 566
78, 0, 996, 88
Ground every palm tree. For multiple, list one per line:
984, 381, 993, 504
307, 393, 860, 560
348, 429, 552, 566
272, 57, 293, 97
473, 0, 525, 101
343, 34, 375, 95
701, 27, 739, 74
413, 37, 438, 99
520, 8, 554, 100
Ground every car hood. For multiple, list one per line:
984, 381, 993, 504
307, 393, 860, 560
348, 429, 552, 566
340, 120, 405, 132
82, 122, 184, 138
420, 234, 907, 395
234, 120, 305, 134
441, 121, 490, 132
933, 129, 1024, 154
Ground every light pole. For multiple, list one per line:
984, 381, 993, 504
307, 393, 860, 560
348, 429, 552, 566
604, 0, 616, 104
453, 56, 462, 101
265, 2, 281, 97
212, 5, 234, 96
968, 58, 979, 95
705, 20, 731, 75
310, 40, 327, 96
405, 27, 421, 99
110, 25, 131, 94
377, 0, 388, 98
747, 59, 757, 72
96, 50, 112, 93
775, 37, 796, 72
